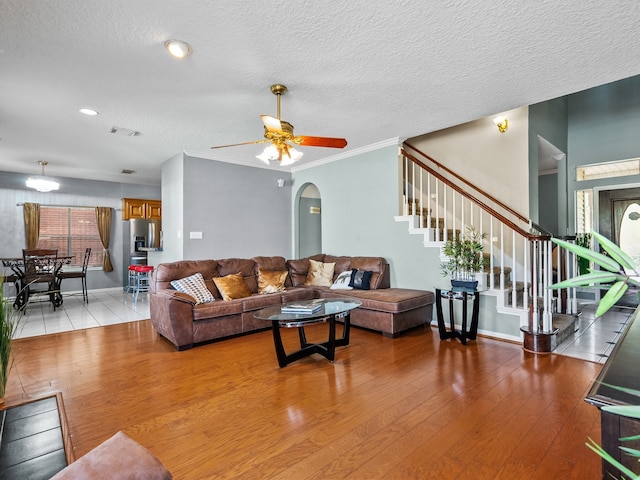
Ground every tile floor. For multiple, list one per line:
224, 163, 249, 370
9, 289, 636, 364
554, 301, 636, 363
12, 289, 149, 340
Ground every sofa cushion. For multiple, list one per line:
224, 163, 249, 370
330, 270, 354, 290
257, 269, 288, 294
317, 288, 434, 313
281, 287, 316, 303
213, 273, 252, 301
217, 258, 258, 293
286, 254, 325, 286
193, 298, 244, 320
242, 292, 282, 311
324, 255, 352, 277
153, 260, 219, 297
304, 259, 335, 287
170, 273, 215, 304
350, 257, 387, 289
349, 269, 372, 290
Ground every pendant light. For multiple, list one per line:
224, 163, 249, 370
26, 161, 60, 192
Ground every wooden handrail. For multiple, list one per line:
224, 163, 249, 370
403, 143, 531, 226
402, 149, 550, 241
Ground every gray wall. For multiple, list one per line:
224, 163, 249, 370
154, 154, 293, 262
0, 171, 160, 291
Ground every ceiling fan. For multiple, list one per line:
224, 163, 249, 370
210, 84, 347, 166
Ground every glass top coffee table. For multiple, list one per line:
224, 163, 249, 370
253, 298, 361, 368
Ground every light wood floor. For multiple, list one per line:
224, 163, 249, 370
6, 320, 603, 479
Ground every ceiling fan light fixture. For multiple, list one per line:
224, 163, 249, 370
280, 147, 303, 166
256, 145, 303, 166
257, 145, 279, 164
165, 39, 192, 59
26, 161, 60, 192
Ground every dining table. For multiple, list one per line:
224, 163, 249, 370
1, 255, 73, 310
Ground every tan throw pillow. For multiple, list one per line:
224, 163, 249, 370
212, 273, 252, 301
257, 269, 288, 294
304, 259, 335, 287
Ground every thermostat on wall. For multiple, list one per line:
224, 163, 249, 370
189, 231, 203, 239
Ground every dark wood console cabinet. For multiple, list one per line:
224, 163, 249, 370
585, 306, 640, 479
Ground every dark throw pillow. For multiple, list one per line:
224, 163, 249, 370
349, 269, 372, 290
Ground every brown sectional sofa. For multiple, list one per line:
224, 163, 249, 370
150, 254, 434, 350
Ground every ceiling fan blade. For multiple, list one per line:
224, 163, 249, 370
260, 115, 284, 134
294, 136, 348, 148
210, 139, 268, 149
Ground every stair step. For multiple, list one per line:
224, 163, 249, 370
553, 313, 579, 346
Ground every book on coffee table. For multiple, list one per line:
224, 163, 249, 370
281, 302, 323, 314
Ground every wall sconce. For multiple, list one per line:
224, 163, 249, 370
277, 178, 285, 188
493, 116, 508, 133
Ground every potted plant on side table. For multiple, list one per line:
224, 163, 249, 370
440, 226, 488, 290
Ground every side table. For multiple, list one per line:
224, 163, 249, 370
435, 287, 480, 345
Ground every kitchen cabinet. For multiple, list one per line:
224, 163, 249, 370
122, 198, 162, 220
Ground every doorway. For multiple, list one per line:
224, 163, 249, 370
598, 187, 640, 307
297, 184, 322, 258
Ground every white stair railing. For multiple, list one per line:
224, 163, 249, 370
400, 145, 580, 334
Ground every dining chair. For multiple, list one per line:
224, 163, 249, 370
21, 248, 59, 308
58, 248, 91, 303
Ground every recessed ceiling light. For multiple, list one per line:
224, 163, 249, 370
79, 108, 99, 116
164, 39, 192, 59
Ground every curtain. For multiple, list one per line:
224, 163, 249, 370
23, 202, 40, 249
95, 207, 113, 272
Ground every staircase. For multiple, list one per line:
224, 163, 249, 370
397, 143, 580, 352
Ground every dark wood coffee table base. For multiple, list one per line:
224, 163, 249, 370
270, 310, 351, 367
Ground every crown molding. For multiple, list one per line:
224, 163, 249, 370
290, 138, 403, 172
183, 137, 403, 172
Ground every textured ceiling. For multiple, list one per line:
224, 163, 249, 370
1, 0, 640, 186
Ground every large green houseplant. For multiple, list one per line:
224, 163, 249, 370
440, 226, 487, 288
0, 274, 21, 401
550, 231, 640, 478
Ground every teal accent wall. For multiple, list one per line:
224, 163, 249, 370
567, 75, 640, 229
528, 97, 568, 230
298, 197, 321, 257
538, 173, 559, 234
293, 145, 452, 291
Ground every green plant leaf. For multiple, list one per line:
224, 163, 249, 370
603, 404, 640, 420
552, 237, 622, 273
592, 231, 639, 273
600, 383, 640, 399
620, 446, 640, 457
620, 434, 640, 442
586, 438, 638, 479
596, 281, 628, 317
549, 271, 621, 289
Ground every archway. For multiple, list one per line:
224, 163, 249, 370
296, 183, 322, 258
